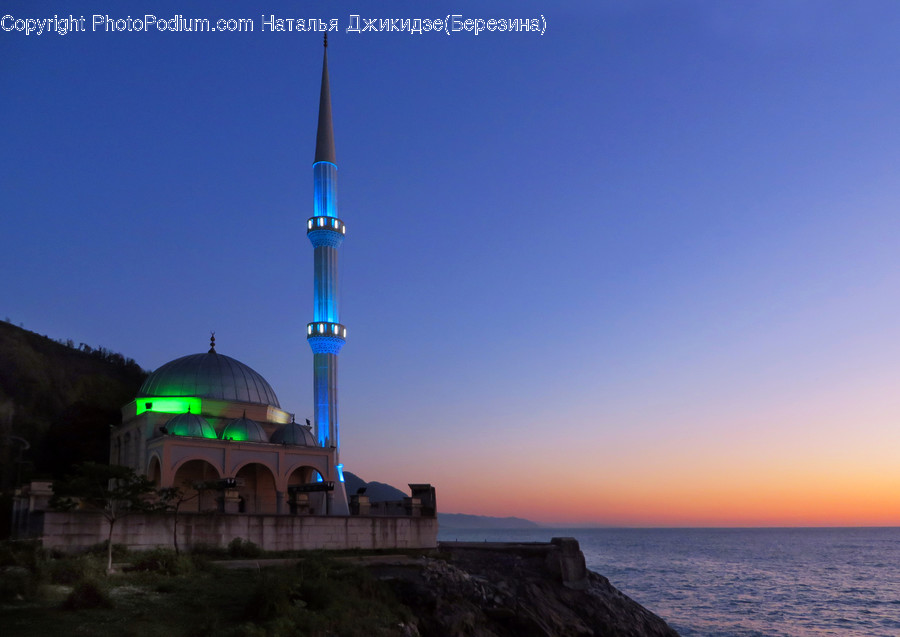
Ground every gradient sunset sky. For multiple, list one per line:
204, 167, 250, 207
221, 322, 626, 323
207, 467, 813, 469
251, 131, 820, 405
3, 0, 899, 526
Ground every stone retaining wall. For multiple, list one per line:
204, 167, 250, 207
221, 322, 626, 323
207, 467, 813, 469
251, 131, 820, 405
36, 511, 438, 552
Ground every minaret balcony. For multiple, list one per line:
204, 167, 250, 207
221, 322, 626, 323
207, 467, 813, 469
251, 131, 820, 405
307, 216, 345, 248
307, 322, 347, 354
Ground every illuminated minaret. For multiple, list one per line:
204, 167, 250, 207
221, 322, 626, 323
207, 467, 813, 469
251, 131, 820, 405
306, 35, 349, 515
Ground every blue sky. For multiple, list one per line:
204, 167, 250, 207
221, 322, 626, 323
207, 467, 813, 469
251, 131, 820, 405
3, 1, 900, 523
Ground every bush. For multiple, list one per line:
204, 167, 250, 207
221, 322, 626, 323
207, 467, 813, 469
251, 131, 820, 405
127, 549, 196, 576
188, 543, 229, 559
0, 539, 44, 570
46, 554, 106, 585
0, 566, 35, 602
85, 540, 129, 561
62, 578, 113, 610
242, 571, 294, 623
242, 555, 413, 635
227, 538, 262, 559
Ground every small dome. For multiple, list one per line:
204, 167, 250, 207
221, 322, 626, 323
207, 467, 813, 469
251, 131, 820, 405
223, 414, 269, 443
166, 412, 217, 439
271, 420, 318, 446
139, 351, 280, 408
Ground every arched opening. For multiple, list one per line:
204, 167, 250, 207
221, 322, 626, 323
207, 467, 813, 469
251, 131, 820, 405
147, 456, 162, 486
287, 466, 326, 515
234, 463, 278, 514
172, 459, 220, 513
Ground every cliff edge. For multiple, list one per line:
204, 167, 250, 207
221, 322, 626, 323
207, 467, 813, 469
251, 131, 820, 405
373, 537, 679, 637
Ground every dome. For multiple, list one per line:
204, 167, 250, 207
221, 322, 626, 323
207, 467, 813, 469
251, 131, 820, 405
271, 420, 318, 446
139, 350, 280, 408
223, 414, 269, 443
166, 411, 217, 439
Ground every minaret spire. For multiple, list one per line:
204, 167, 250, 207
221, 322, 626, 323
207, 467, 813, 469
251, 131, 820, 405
307, 39, 349, 515
314, 34, 336, 165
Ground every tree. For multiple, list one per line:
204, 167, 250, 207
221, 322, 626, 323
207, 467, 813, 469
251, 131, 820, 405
51, 462, 158, 572
157, 481, 216, 555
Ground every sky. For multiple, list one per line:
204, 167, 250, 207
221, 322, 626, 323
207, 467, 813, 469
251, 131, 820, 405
3, 0, 900, 526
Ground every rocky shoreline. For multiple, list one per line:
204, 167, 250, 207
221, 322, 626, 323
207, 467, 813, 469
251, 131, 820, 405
372, 537, 680, 636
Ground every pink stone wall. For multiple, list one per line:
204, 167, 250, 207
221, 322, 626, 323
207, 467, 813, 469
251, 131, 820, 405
38, 511, 438, 552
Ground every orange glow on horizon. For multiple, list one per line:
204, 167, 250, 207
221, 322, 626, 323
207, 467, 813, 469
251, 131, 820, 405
426, 467, 900, 527
347, 395, 900, 529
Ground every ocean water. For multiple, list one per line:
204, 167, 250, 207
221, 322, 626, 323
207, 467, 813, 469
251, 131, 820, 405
436, 526, 900, 636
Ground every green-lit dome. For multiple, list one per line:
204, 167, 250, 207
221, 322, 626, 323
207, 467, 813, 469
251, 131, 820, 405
138, 350, 280, 408
271, 420, 318, 446
223, 414, 269, 443
166, 412, 217, 439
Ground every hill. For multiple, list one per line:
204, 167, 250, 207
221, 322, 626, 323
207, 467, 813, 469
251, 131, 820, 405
0, 320, 147, 485
438, 512, 541, 529
342, 471, 408, 502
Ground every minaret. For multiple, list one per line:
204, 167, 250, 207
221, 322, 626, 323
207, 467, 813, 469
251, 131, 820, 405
306, 34, 349, 515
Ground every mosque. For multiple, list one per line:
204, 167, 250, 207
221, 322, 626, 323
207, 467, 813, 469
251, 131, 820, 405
112, 331, 347, 518
12, 39, 437, 551
111, 35, 352, 518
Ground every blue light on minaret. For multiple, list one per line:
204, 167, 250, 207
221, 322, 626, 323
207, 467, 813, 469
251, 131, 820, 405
306, 36, 348, 515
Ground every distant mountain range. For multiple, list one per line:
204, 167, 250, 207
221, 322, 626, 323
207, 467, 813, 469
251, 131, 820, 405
437, 512, 540, 529
343, 471, 540, 528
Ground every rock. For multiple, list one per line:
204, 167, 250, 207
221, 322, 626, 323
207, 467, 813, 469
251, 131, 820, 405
372, 538, 679, 637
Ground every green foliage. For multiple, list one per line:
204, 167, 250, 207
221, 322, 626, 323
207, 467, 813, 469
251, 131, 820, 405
127, 549, 197, 576
0, 550, 419, 637
52, 462, 159, 572
0, 566, 35, 602
61, 577, 113, 610
0, 545, 111, 604
0, 321, 147, 484
186, 543, 230, 559
242, 571, 295, 623
235, 555, 413, 636
227, 537, 262, 559
44, 554, 106, 584
0, 539, 43, 569
51, 462, 157, 518
84, 540, 130, 561
0, 540, 48, 601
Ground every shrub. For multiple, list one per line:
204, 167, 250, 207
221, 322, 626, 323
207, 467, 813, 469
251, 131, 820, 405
242, 571, 294, 622
0, 539, 44, 570
85, 541, 129, 561
227, 537, 262, 559
62, 578, 113, 610
0, 566, 34, 602
127, 548, 196, 576
46, 554, 106, 585
188, 543, 228, 559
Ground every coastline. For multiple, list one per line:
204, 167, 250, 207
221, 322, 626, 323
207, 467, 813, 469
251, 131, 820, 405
377, 538, 680, 636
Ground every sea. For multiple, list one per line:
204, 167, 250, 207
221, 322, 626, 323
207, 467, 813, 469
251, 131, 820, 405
436, 526, 900, 637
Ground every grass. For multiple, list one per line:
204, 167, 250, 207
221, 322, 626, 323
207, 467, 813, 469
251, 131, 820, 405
0, 542, 420, 637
